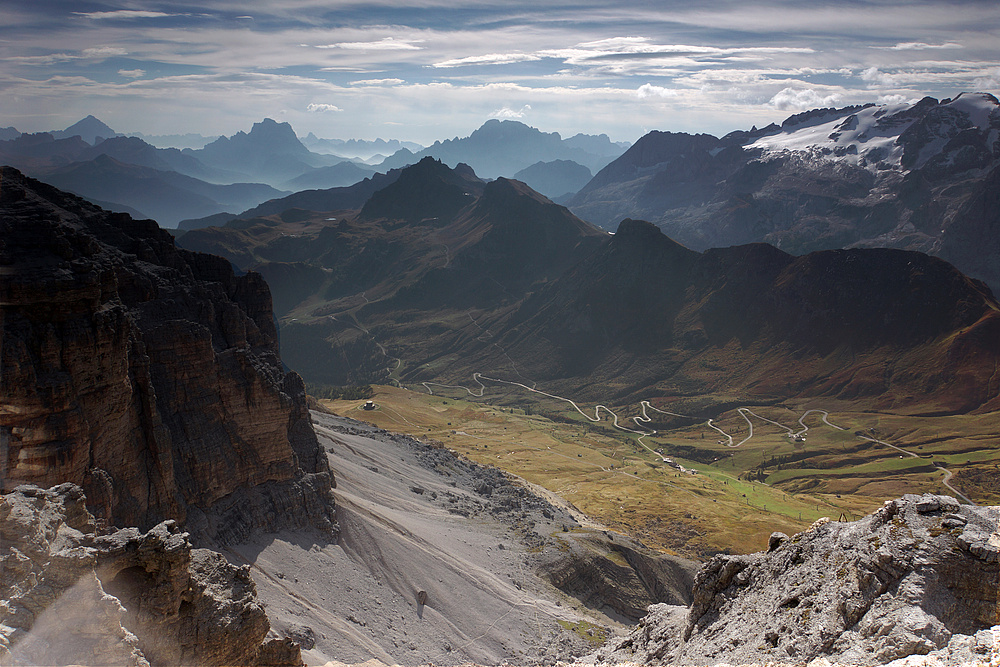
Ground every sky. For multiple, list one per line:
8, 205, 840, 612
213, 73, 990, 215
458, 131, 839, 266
3, 1, 1000, 145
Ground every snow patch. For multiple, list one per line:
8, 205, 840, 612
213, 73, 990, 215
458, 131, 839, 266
748, 103, 913, 169
945, 92, 999, 130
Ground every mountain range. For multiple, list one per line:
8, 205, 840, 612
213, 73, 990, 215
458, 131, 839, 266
300, 132, 423, 160
177, 156, 1000, 415
569, 92, 1000, 293
1, 115, 630, 228
4, 130, 1000, 667
376, 119, 628, 179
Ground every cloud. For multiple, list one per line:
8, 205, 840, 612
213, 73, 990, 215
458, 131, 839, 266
8, 53, 78, 66
973, 68, 1000, 92
73, 10, 174, 20
877, 94, 914, 105
82, 46, 128, 59
315, 37, 423, 51
306, 103, 342, 112
636, 84, 677, 99
350, 78, 405, 86
875, 42, 963, 51
769, 88, 842, 110
433, 53, 541, 68
489, 105, 531, 119
118, 69, 145, 79
861, 67, 897, 87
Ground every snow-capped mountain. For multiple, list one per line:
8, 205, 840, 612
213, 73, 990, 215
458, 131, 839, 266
749, 92, 1000, 173
569, 92, 1000, 291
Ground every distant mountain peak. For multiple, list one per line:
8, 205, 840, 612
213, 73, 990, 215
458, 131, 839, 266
53, 115, 120, 145
611, 218, 693, 257
470, 119, 560, 142
359, 156, 484, 222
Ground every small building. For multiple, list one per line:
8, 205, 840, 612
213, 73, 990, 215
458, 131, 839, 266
363, 400, 375, 410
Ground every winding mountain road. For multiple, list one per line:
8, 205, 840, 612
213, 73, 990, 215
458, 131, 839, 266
857, 433, 974, 504
331, 287, 973, 505
419, 374, 973, 504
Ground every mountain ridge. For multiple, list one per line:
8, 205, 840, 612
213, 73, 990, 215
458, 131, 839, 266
377, 119, 629, 179
569, 92, 1000, 292
175, 159, 1000, 414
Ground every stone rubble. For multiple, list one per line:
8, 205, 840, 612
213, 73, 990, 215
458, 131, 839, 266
591, 494, 999, 666
0, 483, 302, 666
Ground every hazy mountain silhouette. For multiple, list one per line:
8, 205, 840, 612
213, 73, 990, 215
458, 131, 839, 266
50, 115, 121, 144
377, 119, 628, 178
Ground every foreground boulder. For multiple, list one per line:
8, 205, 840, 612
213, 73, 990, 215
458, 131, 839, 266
0, 484, 301, 666
596, 494, 999, 665
0, 167, 333, 542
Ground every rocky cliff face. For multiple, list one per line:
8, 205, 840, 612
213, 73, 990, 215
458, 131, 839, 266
596, 494, 1000, 666
0, 483, 302, 666
0, 166, 334, 542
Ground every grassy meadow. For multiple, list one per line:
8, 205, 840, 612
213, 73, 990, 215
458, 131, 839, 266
321, 384, 1000, 559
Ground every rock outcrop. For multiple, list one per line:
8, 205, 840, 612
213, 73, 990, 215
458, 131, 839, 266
538, 531, 698, 622
0, 483, 302, 666
0, 166, 334, 542
595, 494, 1000, 666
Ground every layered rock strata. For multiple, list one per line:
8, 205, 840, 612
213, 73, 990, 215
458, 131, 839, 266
0, 167, 333, 541
595, 494, 1000, 666
0, 483, 302, 666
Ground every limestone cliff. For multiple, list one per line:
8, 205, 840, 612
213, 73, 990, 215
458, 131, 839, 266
0, 483, 302, 666
0, 166, 333, 542
596, 494, 1000, 666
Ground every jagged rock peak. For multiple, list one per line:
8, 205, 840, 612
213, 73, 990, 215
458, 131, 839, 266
359, 156, 483, 221
596, 494, 1000, 666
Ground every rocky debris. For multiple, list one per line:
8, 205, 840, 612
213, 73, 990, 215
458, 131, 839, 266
328, 419, 571, 548
0, 483, 303, 666
319, 413, 699, 645
0, 167, 334, 542
594, 494, 1000, 666
537, 531, 699, 622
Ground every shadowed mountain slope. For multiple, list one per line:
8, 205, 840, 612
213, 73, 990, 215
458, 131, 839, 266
176, 159, 1000, 414
569, 93, 1000, 293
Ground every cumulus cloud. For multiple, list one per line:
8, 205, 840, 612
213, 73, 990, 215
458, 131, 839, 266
973, 68, 1000, 92
636, 84, 677, 99
877, 94, 915, 105
861, 66, 898, 87
118, 69, 145, 79
306, 103, 342, 112
489, 105, 531, 119
769, 87, 842, 110
315, 38, 422, 51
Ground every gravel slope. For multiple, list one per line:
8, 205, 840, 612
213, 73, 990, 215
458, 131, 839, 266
226, 412, 627, 666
